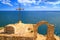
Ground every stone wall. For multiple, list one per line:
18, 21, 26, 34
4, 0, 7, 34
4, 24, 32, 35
4, 26, 15, 34
5, 21, 34, 35
46, 24, 56, 40
0, 34, 34, 40
33, 21, 56, 40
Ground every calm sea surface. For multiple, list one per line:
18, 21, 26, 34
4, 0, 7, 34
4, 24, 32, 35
0, 11, 60, 36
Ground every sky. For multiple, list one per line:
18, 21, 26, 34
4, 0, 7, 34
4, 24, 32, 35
0, 0, 60, 11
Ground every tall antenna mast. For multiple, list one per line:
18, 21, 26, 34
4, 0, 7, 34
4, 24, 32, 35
16, 3, 24, 22
18, 3, 20, 22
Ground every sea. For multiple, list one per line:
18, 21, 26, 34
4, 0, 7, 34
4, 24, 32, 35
0, 11, 60, 36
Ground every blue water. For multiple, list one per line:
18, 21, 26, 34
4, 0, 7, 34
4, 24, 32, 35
0, 11, 60, 36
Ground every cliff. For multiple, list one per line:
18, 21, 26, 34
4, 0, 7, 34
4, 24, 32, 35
0, 21, 59, 40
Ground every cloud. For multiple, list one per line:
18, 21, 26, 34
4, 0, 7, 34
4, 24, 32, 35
17, 0, 47, 6
14, 2, 18, 6
0, 0, 13, 6
17, 0, 37, 6
46, 1, 60, 5
17, 0, 60, 10
36, 0, 42, 5
17, 0, 44, 5
52, 6, 60, 8
32, 6, 41, 8
32, 6, 47, 8
24, 6, 48, 11
6, 3, 13, 6
44, 1, 60, 8
41, 6, 47, 8
24, 6, 60, 11
18, 0, 36, 3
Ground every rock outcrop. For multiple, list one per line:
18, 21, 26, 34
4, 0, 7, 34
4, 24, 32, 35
0, 21, 56, 40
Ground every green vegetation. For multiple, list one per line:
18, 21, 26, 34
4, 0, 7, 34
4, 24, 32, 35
0, 27, 4, 30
